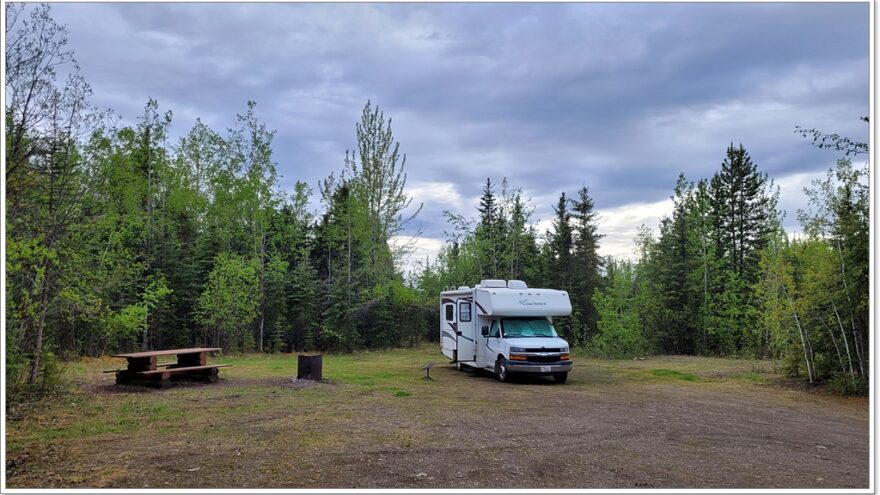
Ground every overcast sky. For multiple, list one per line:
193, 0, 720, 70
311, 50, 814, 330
47, 2, 869, 269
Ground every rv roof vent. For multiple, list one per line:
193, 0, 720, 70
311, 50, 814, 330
507, 280, 528, 289
478, 279, 507, 288
457, 285, 469, 290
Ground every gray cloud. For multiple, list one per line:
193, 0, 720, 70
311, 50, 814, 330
45, 2, 869, 258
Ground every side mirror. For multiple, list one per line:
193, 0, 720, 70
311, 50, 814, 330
563, 324, 572, 339
481, 325, 490, 337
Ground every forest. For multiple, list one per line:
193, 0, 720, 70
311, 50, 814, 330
5, 4, 870, 404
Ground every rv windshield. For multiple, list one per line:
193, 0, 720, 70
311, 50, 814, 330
501, 317, 558, 338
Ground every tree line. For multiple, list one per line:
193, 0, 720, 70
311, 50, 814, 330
6, 4, 431, 400
5, 4, 869, 400
590, 145, 868, 393
416, 142, 868, 394
414, 179, 604, 348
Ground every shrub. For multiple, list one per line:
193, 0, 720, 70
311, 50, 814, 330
827, 373, 868, 396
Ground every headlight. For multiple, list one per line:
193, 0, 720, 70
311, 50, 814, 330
510, 346, 525, 352
562, 347, 569, 353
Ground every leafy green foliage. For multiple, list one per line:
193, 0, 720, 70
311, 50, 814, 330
754, 159, 869, 388
589, 261, 653, 358
196, 253, 261, 352
7, 18, 426, 393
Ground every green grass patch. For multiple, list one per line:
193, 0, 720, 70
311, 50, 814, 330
392, 390, 411, 397
651, 368, 699, 381
25, 419, 134, 441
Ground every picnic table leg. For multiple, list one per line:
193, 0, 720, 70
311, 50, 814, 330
127, 356, 157, 372
175, 351, 207, 368
152, 374, 168, 388
202, 367, 219, 383
116, 356, 157, 384
116, 371, 129, 385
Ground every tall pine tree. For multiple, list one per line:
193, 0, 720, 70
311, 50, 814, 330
570, 186, 604, 343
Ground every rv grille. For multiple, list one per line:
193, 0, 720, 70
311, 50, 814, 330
525, 348, 562, 353
527, 355, 564, 363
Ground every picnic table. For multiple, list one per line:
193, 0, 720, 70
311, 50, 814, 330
109, 347, 230, 388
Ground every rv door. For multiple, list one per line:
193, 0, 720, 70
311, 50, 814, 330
457, 300, 476, 362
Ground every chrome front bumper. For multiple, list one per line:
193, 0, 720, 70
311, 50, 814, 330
506, 362, 572, 373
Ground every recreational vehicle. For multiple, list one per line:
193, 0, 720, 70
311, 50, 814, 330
440, 279, 573, 383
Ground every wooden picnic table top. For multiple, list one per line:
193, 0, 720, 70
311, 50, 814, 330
111, 347, 221, 359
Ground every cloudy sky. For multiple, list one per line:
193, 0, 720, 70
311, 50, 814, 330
47, 2, 869, 268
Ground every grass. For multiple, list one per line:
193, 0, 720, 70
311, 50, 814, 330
5, 346, 800, 488
651, 368, 699, 381
10, 350, 769, 448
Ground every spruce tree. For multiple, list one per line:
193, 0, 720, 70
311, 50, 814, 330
549, 192, 574, 293
708, 144, 778, 353
476, 177, 499, 278
709, 143, 777, 283
570, 186, 604, 341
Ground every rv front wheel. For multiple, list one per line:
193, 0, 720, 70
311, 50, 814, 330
495, 357, 509, 383
554, 372, 568, 384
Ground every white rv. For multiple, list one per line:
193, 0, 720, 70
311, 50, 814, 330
440, 279, 573, 383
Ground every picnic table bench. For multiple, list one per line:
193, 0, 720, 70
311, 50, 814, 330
109, 348, 230, 388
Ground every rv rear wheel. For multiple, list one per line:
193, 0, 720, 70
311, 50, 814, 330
495, 357, 509, 383
554, 372, 568, 384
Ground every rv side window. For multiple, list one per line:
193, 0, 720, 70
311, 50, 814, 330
489, 319, 500, 338
459, 302, 472, 322
444, 304, 454, 321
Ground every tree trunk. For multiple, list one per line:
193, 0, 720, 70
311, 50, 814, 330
819, 314, 846, 376
347, 220, 352, 289
835, 239, 864, 376
143, 303, 150, 351
831, 302, 856, 386
702, 240, 708, 353
27, 281, 51, 384
259, 253, 265, 353
258, 315, 264, 353
785, 291, 812, 384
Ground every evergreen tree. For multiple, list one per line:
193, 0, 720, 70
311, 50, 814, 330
548, 192, 574, 293
653, 175, 697, 353
569, 186, 604, 343
707, 144, 779, 353
507, 191, 540, 282
709, 143, 777, 282
475, 177, 500, 278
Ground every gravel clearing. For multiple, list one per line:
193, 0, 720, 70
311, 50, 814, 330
6, 354, 868, 489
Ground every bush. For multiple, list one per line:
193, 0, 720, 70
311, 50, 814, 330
827, 373, 868, 396
6, 350, 69, 413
